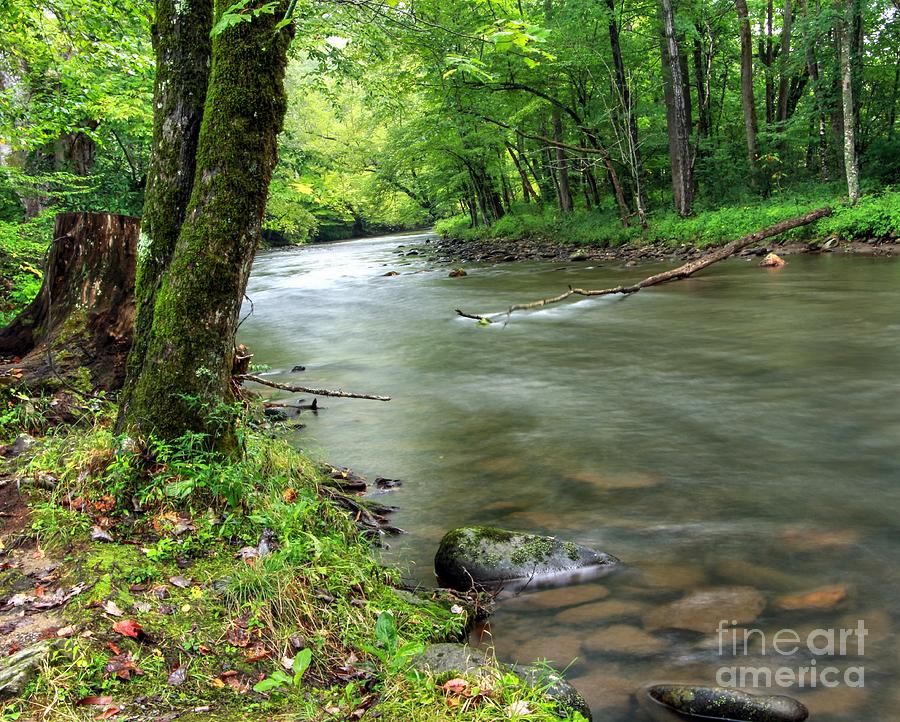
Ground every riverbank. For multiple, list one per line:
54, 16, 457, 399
0, 395, 578, 721
432, 189, 900, 265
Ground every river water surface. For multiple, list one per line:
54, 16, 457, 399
240, 232, 900, 721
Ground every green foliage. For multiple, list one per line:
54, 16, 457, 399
0, 212, 51, 326
819, 189, 900, 240
252, 648, 313, 693
438, 189, 900, 248
30, 502, 91, 549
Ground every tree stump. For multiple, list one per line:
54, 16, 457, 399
0, 212, 139, 391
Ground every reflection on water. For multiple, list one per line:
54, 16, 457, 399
240, 233, 900, 721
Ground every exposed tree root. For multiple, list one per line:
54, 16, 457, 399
456, 207, 832, 324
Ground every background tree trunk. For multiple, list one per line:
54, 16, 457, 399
735, 0, 760, 185
0, 212, 138, 390
660, 0, 694, 216
551, 110, 573, 213
777, 0, 793, 125
119, 2, 294, 446
608, 0, 648, 219
837, 0, 860, 203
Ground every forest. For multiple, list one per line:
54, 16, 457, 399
0, 0, 899, 719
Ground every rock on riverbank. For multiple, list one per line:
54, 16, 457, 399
435, 526, 618, 591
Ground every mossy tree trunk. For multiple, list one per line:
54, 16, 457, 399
117, 0, 294, 447
121, 0, 213, 408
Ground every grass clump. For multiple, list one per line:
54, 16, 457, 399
0, 399, 578, 722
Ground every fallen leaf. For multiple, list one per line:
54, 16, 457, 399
77, 696, 113, 706
103, 600, 125, 617
167, 666, 188, 686
106, 641, 121, 655
209, 677, 225, 688
507, 700, 533, 716
112, 619, 143, 639
95, 708, 120, 720
280, 655, 294, 670
282, 487, 297, 503
91, 526, 114, 543
169, 575, 192, 588
105, 652, 143, 680
226, 626, 250, 648
56, 625, 76, 638
442, 678, 469, 695
243, 646, 271, 663
133, 601, 152, 614
224, 675, 250, 693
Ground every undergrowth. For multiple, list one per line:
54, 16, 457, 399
0, 398, 579, 721
435, 186, 900, 249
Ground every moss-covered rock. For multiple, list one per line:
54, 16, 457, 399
0, 641, 54, 700
413, 643, 592, 720
639, 684, 808, 722
434, 526, 618, 591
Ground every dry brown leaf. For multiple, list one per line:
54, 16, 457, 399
112, 619, 143, 639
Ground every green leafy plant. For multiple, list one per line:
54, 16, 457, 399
362, 611, 425, 677
252, 647, 312, 693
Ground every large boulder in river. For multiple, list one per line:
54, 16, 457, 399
435, 526, 618, 591
638, 684, 808, 722
413, 643, 592, 720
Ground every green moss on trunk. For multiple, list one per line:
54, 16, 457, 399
122, 2, 294, 447
118, 0, 213, 427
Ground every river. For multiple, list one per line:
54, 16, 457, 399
240, 231, 900, 721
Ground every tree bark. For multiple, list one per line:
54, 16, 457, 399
801, 0, 829, 178
660, 0, 694, 216
607, 0, 648, 219
777, 0, 793, 125
506, 142, 536, 202
735, 0, 760, 185
837, 0, 860, 203
551, 110, 573, 213
119, 1, 294, 445
0, 212, 139, 390
120, 0, 213, 421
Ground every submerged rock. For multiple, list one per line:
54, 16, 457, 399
639, 684, 808, 722
413, 643, 592, 720
643, 587, 765, 634
434, 526, 618, 591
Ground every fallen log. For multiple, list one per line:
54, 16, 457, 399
236, 373, 391, 401
456, 207, 831, 323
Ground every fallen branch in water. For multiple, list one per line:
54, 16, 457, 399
236, 374, 391, 401
455, 207, 832, 323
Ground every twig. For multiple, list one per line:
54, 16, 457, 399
456, 207, 832, 323
236, 373, 391, 401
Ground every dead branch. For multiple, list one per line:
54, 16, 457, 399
236, 374, 391, 401
456, 207, 832, 323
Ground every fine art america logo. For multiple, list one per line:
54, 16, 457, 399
715, 620, 867, 689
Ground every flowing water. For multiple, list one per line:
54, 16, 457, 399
240, 232, 900, 721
